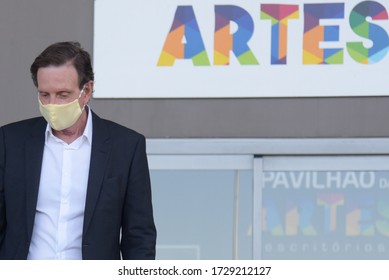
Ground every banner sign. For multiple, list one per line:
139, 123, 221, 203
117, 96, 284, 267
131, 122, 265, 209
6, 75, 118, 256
93, 0, 389, 98
262, 171, 389, 259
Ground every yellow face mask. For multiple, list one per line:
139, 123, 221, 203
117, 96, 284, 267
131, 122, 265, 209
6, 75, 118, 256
38, 89, 85, 131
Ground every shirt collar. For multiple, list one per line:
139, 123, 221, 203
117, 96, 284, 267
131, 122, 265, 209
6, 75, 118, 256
45, 106, 93, 145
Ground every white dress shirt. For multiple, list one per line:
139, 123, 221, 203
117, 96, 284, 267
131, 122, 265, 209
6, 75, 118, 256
27, 109, 93, 260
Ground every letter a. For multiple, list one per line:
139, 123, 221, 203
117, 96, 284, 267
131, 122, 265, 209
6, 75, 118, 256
157, 6, 210, 66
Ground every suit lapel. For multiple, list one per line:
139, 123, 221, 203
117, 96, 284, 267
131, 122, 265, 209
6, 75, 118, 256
83, 112, 111, 234
25, 119, 46, 240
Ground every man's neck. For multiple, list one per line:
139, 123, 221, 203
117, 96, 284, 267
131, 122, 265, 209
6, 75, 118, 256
52, 109, 88, 144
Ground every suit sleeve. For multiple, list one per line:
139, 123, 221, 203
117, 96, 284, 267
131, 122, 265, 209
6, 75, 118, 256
120, 135, 156, 259
0, 127, 6, 247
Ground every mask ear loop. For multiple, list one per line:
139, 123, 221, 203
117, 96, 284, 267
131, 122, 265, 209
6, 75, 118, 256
37, 92, 43, 105
79, 84, 87, 111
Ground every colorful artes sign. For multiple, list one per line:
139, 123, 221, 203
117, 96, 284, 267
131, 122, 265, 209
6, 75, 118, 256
94, 0, 389, 98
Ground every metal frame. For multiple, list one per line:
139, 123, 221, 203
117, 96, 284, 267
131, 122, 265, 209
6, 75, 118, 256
146, 138, 389, 156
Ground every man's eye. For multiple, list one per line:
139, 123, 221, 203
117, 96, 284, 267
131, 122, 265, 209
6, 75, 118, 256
59, 93, 70, 98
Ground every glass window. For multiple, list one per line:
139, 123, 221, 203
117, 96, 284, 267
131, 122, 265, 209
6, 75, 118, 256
255, 156, 389, 260
151, 169, 253, 260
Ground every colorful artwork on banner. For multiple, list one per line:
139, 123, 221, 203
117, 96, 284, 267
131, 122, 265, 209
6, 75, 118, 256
94, 0, 389, 98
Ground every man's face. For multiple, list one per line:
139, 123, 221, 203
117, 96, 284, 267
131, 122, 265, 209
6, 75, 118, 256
37, 63, 90, 106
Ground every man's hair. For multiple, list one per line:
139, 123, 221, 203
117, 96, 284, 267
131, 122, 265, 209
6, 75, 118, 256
30, 41, 94, 89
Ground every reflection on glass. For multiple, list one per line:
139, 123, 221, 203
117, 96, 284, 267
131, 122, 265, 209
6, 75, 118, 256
151, 170, 253, 260
261, 171, 389, 259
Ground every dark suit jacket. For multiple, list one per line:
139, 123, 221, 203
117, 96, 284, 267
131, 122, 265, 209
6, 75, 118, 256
0, 111, 156, 259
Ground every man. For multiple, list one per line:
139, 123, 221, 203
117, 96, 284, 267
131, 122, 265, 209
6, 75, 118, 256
0, 41, 156, 259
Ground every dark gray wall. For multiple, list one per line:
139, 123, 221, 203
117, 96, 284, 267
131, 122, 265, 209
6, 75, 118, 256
1, 0, 388, 138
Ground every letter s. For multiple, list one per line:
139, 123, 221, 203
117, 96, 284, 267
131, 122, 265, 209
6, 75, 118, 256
347, 1, 389, 64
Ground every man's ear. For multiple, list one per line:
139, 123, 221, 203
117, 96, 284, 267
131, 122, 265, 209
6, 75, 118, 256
83, 81, 94, 103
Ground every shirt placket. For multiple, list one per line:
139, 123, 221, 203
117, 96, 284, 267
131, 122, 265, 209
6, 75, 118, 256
57, 146, 73, 259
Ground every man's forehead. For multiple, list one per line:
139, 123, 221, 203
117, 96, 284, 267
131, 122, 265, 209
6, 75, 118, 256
36, 64, 79, 89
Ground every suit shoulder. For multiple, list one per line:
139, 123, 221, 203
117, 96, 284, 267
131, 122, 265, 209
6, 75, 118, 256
1, 117, 45, 134
99, 118, 145, 140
